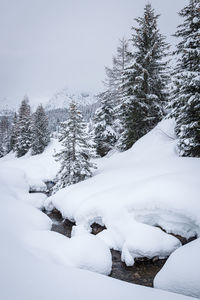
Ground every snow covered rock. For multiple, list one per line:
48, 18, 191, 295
25, 230, 112, 275
154, 238, 200, 299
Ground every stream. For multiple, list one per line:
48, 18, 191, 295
36, 183, 196, 287
46, 208, 196, 287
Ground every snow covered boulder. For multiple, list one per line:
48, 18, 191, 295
154, 238, 200, 299
25, 230, 112, 275
67, 233, 112, 275
121, 223, 181, 266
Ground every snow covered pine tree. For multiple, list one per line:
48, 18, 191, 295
31, 104, 50, 155
53, 101, 96, 192
0, 116, 11, 157
15, 96, 32, 157
119, 3, 169, 150
93, 91, 117, 157
93, 38, 131, 157
170, 0, 200, 157
10, 112, 18, 151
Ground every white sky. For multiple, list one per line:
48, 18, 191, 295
0, 0, 187, 107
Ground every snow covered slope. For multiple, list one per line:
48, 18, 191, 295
45, 88, 96, 111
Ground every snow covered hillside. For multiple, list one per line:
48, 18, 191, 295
0, 128, 194, 300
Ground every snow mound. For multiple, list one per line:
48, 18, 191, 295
154, 238, 200, 299
25, 230, 112, 275
47, 119, 200, 265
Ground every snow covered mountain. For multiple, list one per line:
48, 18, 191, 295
45, 88, 97, 111
0, 98, 15, 117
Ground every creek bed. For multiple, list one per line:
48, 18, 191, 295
45, 209, 197, 287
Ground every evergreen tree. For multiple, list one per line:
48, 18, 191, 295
93, 38, 131, 156
169, 0, 200, 157
0, 116, 11, 157
31, 104, 50, 155
15, 96, 32, 157
119, 3, 169, 150
53, 102, 96, 193
10, 113, 18, 151
93, 91, 117, 157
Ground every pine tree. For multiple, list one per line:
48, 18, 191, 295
169, 0, 200, 157
10, 113, 18, 151
15, 96, 32, 157
119, 3, 169, 150
104, 38, 131, 109
53, 102, 96, 193
93, 91, 117, 157
0, 116, 11, 157
93, 38, 131, 156
31, 104, 50, 155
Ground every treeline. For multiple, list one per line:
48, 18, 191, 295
9, 96, 50, 157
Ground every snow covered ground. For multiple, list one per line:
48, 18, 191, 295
0, 138, 194, 299
0, 118, 200, 299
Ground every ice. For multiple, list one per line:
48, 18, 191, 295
154, 238, 200, 299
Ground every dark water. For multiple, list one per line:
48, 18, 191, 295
110, 250, 167, 287
47, 210, 75, 238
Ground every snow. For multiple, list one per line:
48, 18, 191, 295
25, 230, 112, 275
0, 138, 61, 191
154, 238, 200, 299
0, 141, 193, 299
46, 119, 200, 267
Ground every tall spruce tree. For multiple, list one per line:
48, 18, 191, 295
10, 113, 18, 151
31, 104, 50, 155
15, 96, 32, 157
53, 102, 96, 193
93, 38, 131, 156
169, 0, 200, 157
119, 3, 169, 150
0, 116, 11, 157
93, 91, 117, 157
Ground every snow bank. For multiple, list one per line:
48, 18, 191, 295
154, 238, 200, 298
0, 138, 61, 190
47, 119, 200, 265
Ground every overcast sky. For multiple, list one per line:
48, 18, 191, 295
0, 0, 188, 107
